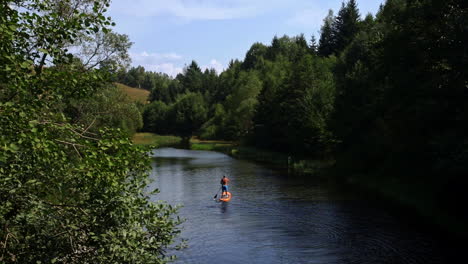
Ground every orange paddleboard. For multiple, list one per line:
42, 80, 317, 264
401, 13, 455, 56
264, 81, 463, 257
219, 191, 232, 202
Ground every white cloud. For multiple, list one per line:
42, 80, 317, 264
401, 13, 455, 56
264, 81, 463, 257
129, 51, 183, 76
202, 59, 224, 74
129, 52, 224, 76
110, 0, 286, 20
152, 63, 184, 77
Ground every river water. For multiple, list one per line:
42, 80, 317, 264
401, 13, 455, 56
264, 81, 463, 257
148, 148, 457, 264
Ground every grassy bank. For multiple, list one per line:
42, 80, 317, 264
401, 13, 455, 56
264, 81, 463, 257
190, 138, 235, 152
132, 133, 466, 239
190, 138, 333, 175
229, 146, 334, 175
115, 83, 150, 104
131, 133, 332, 175
132, 133, 181, 147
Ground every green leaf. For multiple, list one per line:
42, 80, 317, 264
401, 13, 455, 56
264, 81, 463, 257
9, 143, 19, 152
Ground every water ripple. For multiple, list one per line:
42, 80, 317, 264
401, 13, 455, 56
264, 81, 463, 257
150, 148, 455, 264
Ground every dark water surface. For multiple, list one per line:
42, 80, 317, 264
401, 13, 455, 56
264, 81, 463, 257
149, 148, 456, 264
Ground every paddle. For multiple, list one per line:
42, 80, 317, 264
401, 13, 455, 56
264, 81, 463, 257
213, 186, 222, 199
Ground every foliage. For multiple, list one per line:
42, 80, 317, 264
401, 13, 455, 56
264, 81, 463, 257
318, 0, 361, 57
178, 61, 203, 94
141, 62, 224, 139
72, 30, 133, 71
142, 101, 171, 135
119, 0, 468, 234
119, 0, 467, 205
222, 71, 262, 139
242, 42, 268, 70
117, 66, 173, 93
318, 10, 336, 57
67, 84, 144, 135
330, 0, 468, 231
199, 103, 226, 139
0, 0, 181, 262
170, 92, 208, 139
332, 0, 361, 54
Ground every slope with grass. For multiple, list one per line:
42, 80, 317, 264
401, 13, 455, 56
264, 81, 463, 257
115, 82, 150, 104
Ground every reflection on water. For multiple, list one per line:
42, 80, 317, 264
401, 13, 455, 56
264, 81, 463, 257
149, 148, 456, 264
220, 202, 229, 214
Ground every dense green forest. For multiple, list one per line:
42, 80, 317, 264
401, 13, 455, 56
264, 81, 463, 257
119, 0, 467, 233
1, 0, 180, 263
1, 0, 467, 262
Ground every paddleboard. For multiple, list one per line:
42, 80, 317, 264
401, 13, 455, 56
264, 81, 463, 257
219, 191, 232, 202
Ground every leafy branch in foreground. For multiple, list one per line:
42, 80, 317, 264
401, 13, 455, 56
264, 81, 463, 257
1, 1, 181, 263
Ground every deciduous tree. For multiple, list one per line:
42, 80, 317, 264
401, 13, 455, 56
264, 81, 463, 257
0, 1, 181, 262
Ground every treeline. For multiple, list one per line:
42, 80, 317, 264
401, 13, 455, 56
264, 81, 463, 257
115, 65, 172, 92
127, 38, 335, 150
131, 0, 467, 229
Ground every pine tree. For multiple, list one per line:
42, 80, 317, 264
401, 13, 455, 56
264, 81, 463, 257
181, 60, 203, 93
294, 34, 309, 61
242, 42, 268, 70
310, 35, 318, 55
295, 33, 309, 50
318, 9, 336, 56
333, 0, 361, 53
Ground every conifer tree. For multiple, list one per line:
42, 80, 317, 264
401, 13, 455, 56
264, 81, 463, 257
310, 35, 318, 55
333, 0, 361, 53
318, 10, 336, 56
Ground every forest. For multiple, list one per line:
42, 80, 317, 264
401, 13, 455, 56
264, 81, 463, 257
118, 0, 468, 235
1, 0, 467, 262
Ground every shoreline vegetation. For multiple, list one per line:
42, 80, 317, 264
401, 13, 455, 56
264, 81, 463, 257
1, 1, 181, 262
132, 133, 182, 148
122, 0, 467, 244
4, 0, 465, 261
132, 132, 333, 175
133, 132, 467, 239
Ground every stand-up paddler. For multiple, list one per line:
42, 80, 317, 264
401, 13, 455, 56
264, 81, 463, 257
220, 175, 230, 198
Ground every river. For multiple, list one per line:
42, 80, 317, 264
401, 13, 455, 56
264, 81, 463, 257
148, 148, 458, 264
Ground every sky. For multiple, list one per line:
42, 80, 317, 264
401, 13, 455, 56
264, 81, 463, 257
107, 0, 384, 76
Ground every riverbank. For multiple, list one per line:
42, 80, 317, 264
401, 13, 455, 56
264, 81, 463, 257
132, 132, 466, 239
132, 133, 333, 175
150, 147, 463, 263
132, 133, 182, 147
343, 174, 468, 239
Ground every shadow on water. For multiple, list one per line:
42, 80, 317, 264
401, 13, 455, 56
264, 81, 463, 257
220, 201, 229, 214
149, 148, 462, 264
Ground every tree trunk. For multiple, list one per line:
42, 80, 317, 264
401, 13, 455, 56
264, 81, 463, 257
181, 136, 191, 149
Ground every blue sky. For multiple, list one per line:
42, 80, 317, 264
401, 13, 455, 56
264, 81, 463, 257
108, 0, 384, 76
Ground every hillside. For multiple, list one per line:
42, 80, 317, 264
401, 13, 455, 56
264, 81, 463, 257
115, 82, 150, 104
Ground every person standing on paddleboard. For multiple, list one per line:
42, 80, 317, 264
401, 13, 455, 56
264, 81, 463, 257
220, 175, 230, 197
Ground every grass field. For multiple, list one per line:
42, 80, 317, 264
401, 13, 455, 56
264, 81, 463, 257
115, 83, 150, 104
190, 138, 234, 151
132, 133, 181, 147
